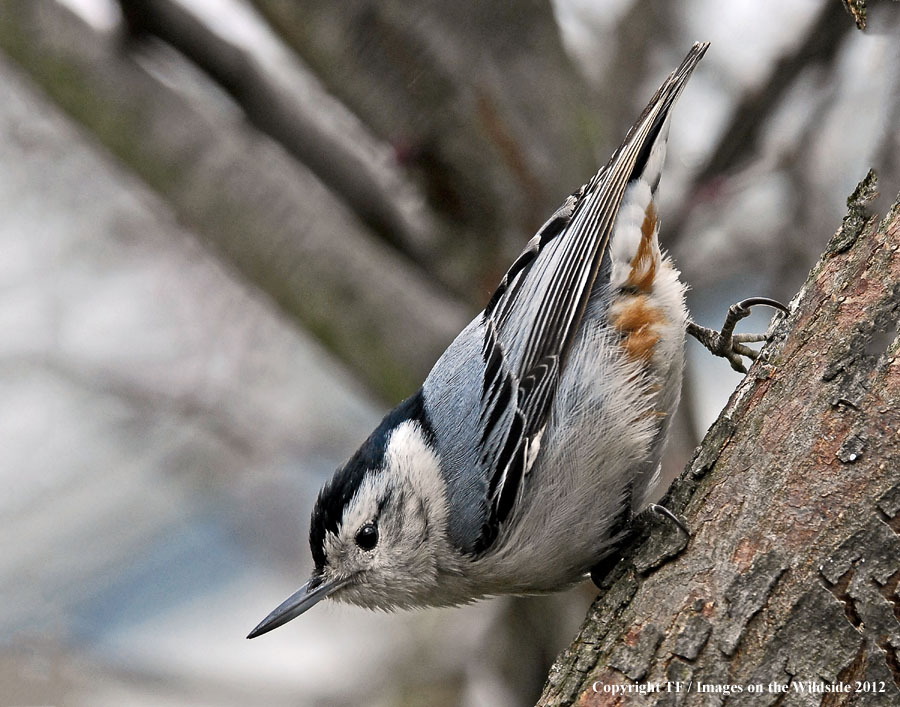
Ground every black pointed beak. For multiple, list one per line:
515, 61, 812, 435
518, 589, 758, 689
247, 575, 349, 639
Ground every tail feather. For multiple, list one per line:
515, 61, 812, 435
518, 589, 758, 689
607, 42, 708, 293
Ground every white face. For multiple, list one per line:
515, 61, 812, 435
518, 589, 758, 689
316, 421, 452, 610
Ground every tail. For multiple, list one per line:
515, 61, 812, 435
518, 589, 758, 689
619, 42, 709, 189
606, 42, 709, 293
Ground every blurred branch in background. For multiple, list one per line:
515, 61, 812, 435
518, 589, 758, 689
671, 0, 900, 301
247, 0, 600, 271
114, 0, 450, 284
0, 0, 470, 401
668, 0, 852, 256
593, 0, 680, 136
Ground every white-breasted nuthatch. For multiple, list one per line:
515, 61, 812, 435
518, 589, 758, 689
248, 42, 786, 639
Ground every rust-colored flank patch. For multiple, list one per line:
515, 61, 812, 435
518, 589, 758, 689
613, 294, 664, 360
626, 200, 658, 292
614, 200, 664, 360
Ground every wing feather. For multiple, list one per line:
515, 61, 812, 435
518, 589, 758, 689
469, 43, 709, 553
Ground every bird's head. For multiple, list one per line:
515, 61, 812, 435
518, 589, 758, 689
247, 391, 451, 638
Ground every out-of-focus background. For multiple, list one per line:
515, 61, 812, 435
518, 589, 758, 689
1, 0, 898, 705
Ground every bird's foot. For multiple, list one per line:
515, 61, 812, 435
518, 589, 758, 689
686, 297, 789, 373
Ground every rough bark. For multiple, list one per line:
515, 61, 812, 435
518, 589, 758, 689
539, 171, 900, 706
0, 0, 470, 400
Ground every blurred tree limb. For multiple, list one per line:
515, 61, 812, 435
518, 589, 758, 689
0, 0, 606, 407
113, 0, 450, 284
598, 0, 679, 138
0, 0, 471, 401
668, 0, 852, 254
539, 171, 900, 704
247, 0, 599, 264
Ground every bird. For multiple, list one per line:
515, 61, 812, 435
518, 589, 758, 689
247, 41, 783, 639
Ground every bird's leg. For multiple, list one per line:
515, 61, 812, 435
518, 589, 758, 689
686, 297, 789, 373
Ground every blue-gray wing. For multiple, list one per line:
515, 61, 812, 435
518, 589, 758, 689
427, 43, 708, 555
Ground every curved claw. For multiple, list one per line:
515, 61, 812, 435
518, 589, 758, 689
736, 296, 790, 314
648, 503, 690, 536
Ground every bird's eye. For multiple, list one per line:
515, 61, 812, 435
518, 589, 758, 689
355, 522, 378, 551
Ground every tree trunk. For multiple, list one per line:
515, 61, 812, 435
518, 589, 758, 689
539, 171, 900, 706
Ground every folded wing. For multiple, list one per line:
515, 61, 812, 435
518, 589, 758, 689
467, 43, 708, 553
